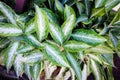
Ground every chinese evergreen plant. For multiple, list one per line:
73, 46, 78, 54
0, 0, 120, 80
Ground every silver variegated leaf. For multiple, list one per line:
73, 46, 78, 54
5, 41, 19, 71
0, 23, 22, 37
0, 2, 17, 25
72, 29, 107, 46
63, 40, 90, 52
49, 21, 64, 44
66, 51, 82, 80
44, 42, 69, 67
62, 15, 76, 41
35, 5, 49, 42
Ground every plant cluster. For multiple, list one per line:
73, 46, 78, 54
0, 0, 120, 80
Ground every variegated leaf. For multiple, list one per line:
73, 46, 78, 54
66, 51, 82, 80
25, 34, 44, 49
5, 41, 19, 71
24, 64, 31, 80
55, 0, 64, 16
72, 29, 107, 46
0, 38, 10, 49
95, 0, 106, 8
90, 59, 102, 80
87, 44, 113, 54
0, 2, 17, 25
23, 50, 44, 65
88, 54, 102, 64
17, 44, 34, 54
0, 23, 22, 36
25, 18, 35, 34
44, 42, 69, 67
49, 21, 64, 44
30, 63, 43, 80
42, 8, 60, 25
63, 40, 90, 52
35, 5, 49, 42
105, 0, 120, 12
64, 5, 76, 20
82, 64, 88, 80
14, 54, 24, 77
62, 15, 76, 41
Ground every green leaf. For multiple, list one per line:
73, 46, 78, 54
109, 31, 118, 48
83, 0, 91, 16
64, 5, 76, 20
100, 54, 114, 66
25, 18, 35, 35
66, 51, 82, 80
5, 41, 19, 71
88, 54, 102, 64
90, 59, 102, 80
0, 15, 7, 22
71, 29, 107, 46
95, 0, 106, 8
82, 64, 88, 80
91, 7, 105, 18
76, 15, 88, 25
0, 2, 17, 25
107, 66, 114, 80
76, 2, 85, 15
63, 40, 90, 52
14, 54, 24, 77
42, 8, 60, 25
30, 63, 43, 80
23, 50, 44, 65
25, 34, 44, 49
35, 5, 49, 42
24, 64, 31, 80
109, 9, 120, 26
0, 23, 22, 37
0, 38, 10, 49
114, 19, 120, 25
17, 44, 34, 54
105, 0, 120, 12
55, 0, 64, 16
86, 45, 113, 54
49, 21, 64, 44
44, 42, 69, 67
62, 15, 76, 41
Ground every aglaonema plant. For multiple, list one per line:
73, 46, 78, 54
0, 0, 120, 80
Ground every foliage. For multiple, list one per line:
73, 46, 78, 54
0, 0, 120, 80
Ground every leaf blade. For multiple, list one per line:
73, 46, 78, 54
71, 29, 107, 46
35, 5, 49, 42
